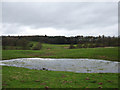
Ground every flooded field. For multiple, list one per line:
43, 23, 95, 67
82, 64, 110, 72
0, 58, 119, 73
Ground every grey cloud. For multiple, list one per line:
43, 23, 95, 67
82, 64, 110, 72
2, 23, 25, 34
2, 2, 118, 36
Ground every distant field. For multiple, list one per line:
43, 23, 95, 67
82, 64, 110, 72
2, 43, 119, 62
2, 66, 119, 88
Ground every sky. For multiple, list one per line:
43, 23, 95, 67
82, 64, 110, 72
1, 2, 118, 36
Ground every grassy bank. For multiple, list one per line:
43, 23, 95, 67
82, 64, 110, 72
2, 66, 119, 88
2, 44, 119, 62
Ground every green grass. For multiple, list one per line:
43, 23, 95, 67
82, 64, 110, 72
2, 44, 119, 88
2, 43, 119, 62
2, 66, 119, 88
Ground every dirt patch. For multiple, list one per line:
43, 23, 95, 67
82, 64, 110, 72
64, 47, 69, 49
35, 80, 40, 82
63, 80, 72, 84
61, 74, 66, 78
96, 47, 114, 48
12, 76, 20, 80
100, 56, 106, 58
99, 56, 109, 59
20, 80, 25, 83
104, 47, 114, 48
2, 84, 8, 86
40, 83, 46, 85
47, 48, 51, 50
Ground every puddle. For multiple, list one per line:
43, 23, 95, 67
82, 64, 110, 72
0, 58, 119, 73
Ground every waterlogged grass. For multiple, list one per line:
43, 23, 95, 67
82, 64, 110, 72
2, 66, 119, 88
2, 44, 119, 61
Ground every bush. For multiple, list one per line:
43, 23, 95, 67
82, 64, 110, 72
33, 42, 42, 50
77, 44, 82, 48
89, 44, 95, 48
82, 44, 87, 48
69, 44, 75, 49
29, 43, 33, 47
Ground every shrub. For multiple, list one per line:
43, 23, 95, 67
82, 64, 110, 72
29, 43, 33, 47
77, 44, 82, 48
69, 44, 75, 49
33, 42, 42, 50
89, 44, 95, 48
82, 44, 87, 48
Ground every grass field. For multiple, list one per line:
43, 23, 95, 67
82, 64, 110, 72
2, 44, 119, 88
2, 43, 119, 62
2, 66, 119, 88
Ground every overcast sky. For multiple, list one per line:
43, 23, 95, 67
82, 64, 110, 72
1, 2, 118, 36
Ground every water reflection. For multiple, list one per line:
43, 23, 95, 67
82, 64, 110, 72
0, 58, 119, 73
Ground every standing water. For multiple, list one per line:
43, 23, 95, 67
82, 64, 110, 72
0, 58, 119, 73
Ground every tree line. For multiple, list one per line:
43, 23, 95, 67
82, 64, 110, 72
2, 35, 120, 50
